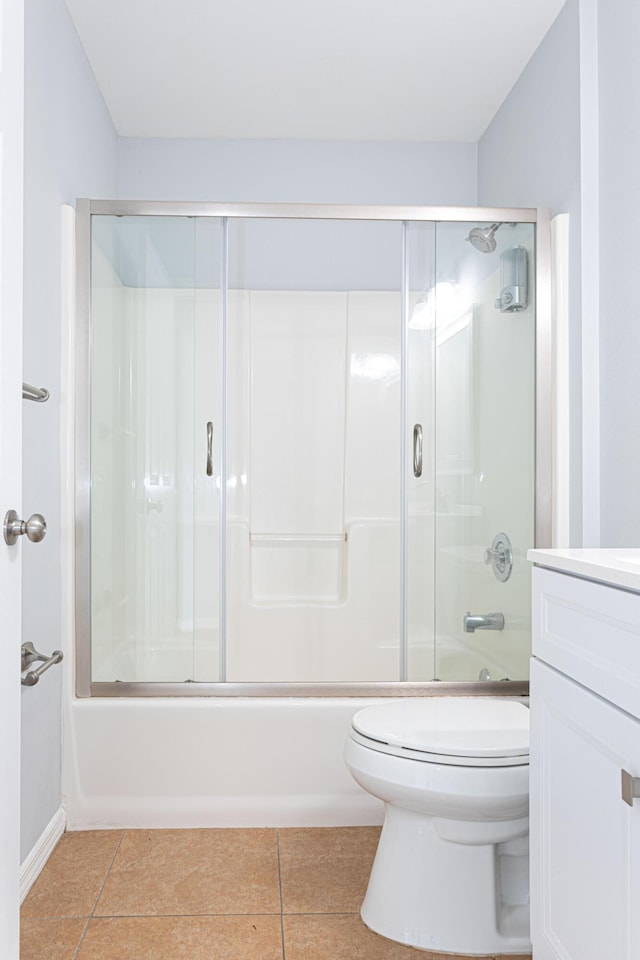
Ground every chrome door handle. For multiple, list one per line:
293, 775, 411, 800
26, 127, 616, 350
206, 422, 213, 477
3, 510, 47, 546
621, 769, 640, 806
413, 423, 423, 478
21, 642, 63, 687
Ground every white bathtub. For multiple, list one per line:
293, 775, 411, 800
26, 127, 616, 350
63, 697, 386, 830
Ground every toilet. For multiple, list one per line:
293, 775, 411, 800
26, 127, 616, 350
344, 698, 531, 956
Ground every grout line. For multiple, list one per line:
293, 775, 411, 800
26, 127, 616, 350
278, 911, 360, 917
71, 830, 126, 958
91, 832, 126, 916
71, 918, 91, 960
75, 911, 290, 919
31, 910, 361, 920
275, 829, 286, 960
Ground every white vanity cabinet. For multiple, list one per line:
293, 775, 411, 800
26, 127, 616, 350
529, 554, 640, 960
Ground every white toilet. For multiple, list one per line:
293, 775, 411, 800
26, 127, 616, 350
344, 697, 531, 956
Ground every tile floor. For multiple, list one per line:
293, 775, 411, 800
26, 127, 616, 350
21, 827, 532, 960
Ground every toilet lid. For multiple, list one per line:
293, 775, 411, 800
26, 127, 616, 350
351, 698, 529, 759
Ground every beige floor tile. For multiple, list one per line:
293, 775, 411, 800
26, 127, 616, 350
21, 831, 124, 918
283, 914, 427, 958
283, 914, 531, 959
76, 915, 283, 960
278, 826, 380, 914
95, 828, 281, 917
20, 917, 87, 960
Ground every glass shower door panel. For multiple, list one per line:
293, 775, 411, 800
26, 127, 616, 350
225, 218, 402, 682
90, 215, 222, 683
433, 221, 536, 682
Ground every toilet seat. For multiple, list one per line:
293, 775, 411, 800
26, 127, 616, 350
351, 698, 529, 767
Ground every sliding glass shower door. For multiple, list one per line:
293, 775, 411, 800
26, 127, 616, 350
82, 202, 544, 694
225, 217, 402, 682
405, 219, 536, 683
89, 215, 223, 682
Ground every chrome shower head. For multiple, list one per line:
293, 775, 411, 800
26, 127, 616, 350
466, 222, 502, 253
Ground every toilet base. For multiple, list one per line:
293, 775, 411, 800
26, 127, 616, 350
361, 803, 531, 956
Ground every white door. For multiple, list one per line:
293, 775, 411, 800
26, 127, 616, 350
530, 658, 640, 960
0, 0, 24, 955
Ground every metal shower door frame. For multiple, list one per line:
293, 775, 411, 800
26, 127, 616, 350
74, 199, 550, 699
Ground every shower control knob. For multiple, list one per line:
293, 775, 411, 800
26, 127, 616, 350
3, 510, 47, 545
484, 532, 513, 582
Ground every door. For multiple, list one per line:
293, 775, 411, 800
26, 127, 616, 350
0, 0, 25, 953
87, 214, 223, 685
431, 220, 536, 682
530, 658, 640, 960
405, 218, 536, 683
225, 216, 403, 683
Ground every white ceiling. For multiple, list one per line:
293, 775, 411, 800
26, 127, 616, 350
65, 0, 566, 141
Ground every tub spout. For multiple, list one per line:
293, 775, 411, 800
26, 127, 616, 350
463, 612, 505, 633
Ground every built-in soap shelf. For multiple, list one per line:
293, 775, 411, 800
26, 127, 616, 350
249, 532, 347, 543
249, 531, 347, 603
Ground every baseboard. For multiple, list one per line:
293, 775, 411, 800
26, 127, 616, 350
65, 794, 383, 831
20, 807, 66, 904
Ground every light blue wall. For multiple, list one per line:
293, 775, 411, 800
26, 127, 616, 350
21, 0, 118, 863
117, 139, 478, 293
120, 139, 476, 290
118, 138, 478, 206
598, 0, 640, 545
477, 0, 582, 544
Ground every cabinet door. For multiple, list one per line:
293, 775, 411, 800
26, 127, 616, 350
530, 658, 640, 960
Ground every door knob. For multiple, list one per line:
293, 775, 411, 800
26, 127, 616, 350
3, 510, 47, 545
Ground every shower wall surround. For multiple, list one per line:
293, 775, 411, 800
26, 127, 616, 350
227, 289, 401, 682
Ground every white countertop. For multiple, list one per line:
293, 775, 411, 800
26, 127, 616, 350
528, 548, 640, 592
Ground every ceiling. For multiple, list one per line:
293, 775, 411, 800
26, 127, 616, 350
65, 0, 566, 142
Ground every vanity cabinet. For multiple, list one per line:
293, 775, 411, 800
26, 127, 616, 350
529, 560, 640, 960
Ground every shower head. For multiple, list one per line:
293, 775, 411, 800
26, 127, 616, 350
466, 222, 502, 253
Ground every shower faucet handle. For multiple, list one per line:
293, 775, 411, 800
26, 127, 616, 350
483, 532, 513, 582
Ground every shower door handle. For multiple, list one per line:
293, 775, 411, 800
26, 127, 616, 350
206, 422, 213, 477
413, 424, 423, 478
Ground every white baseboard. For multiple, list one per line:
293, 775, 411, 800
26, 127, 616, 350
20, 807, 66, 904
65, 794, 383, 831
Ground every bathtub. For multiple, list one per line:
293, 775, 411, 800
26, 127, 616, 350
63, 697, 386, 829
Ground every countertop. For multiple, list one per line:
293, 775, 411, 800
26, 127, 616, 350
528, 547, 640, 593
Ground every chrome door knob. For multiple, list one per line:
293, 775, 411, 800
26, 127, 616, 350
3, 509, 47, 545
